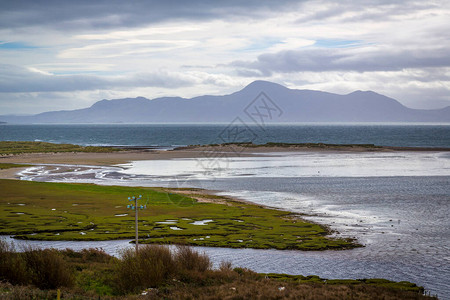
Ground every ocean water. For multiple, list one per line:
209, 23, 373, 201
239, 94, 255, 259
1, 123, 450, 148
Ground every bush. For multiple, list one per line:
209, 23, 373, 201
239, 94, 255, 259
21, 246, 74, 289
175, 245, 211, 272
215, 260, 238, 282
0, 239, 28, 285
60, 248, 112, 263
0, 240, 73, 289
80, 248, 112, 263
114, 245, 175, 294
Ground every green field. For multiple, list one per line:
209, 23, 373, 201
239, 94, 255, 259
0, 141, 118, 155
178, 141, 384, 150
0, 179, 359, 250
0, 163, 32, 170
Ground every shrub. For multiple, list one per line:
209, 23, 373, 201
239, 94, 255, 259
21, 246, 74, 289
80, 248, 112, 263
215, 260, 238, 282
0, 239, 28, 285
175, 245, 211, 272
219, 260, 233, 272
1, 240, 73, 289
114, 245, 175, 294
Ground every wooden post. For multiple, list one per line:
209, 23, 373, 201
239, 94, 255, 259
135, 196, 139, 253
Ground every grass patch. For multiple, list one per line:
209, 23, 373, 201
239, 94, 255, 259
263, 273, 426, 293
0, 240, 435, 299
0, 141, 119, 155
0, 163, 32, 170
0, 179, 358, 251
177, 142, 384, 150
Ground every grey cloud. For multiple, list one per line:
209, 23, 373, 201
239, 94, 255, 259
0, 0, 302, 31
0, 64, 194, 92
295, 0, 438, 23
231, 47, 450, 75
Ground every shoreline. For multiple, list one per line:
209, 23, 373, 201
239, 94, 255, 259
1, 142, 449, 167
175, 142, 450, 152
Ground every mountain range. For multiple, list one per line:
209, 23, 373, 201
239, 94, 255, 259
1, 81, 449, 123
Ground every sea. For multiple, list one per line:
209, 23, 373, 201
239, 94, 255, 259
1, 123, 449, 298
1, 123, 450, 148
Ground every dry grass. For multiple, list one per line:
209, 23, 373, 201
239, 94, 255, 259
156, 278, 436, 300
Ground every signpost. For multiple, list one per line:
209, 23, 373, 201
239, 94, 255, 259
127, 195, 147, 252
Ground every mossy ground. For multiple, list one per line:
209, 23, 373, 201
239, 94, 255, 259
0, 179, 358, 250
0, 163, 32, 170
0, 141, 118, 155
179, 142, 383, 150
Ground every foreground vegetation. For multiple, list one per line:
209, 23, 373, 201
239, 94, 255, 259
0, 179, 357, 250
0, 141, 118, 155
0, 240, 434, 299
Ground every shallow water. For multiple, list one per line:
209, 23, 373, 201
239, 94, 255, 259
11, 151, 450, 298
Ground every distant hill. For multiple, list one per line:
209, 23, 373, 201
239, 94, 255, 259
1, 81, 449, 123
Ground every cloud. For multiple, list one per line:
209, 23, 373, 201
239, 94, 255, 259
274, 68, 450, 109
294, 0, 439, 23
58, 39, 198, 59
0, 64, 195, 92
230, 46, 450, 75
0, 1, 302, 31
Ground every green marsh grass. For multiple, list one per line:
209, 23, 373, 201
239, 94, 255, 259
0, 179, 358, 250
0, 163, 33, 170
0, 141, 118, 155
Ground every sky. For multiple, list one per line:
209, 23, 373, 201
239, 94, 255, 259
0, 0, 449, 115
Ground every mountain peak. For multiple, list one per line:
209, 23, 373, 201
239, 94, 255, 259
349, 90, 379, 96
244, 80, 287, 90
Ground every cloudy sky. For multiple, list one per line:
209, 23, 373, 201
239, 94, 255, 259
1, 0, 449, 114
